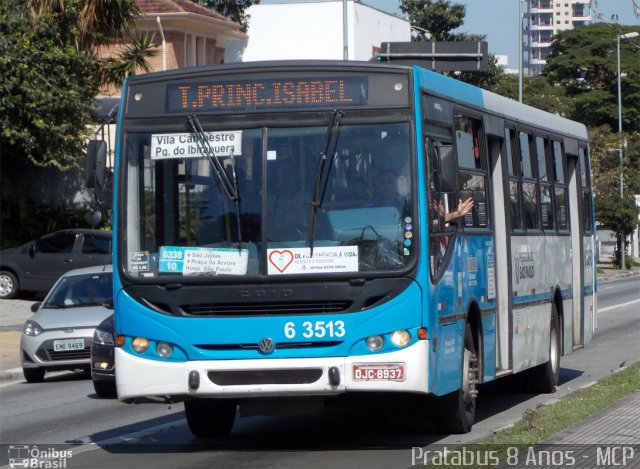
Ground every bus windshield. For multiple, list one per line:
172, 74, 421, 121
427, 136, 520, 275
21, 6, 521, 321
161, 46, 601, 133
122, 121, 414, 278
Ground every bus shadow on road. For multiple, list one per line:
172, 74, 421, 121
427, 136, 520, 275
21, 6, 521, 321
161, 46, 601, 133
83, 372, 583, 456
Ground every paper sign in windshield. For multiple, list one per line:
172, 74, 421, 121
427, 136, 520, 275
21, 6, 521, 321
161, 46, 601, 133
267, 246, 358, 275
151, 131, 242, 159
159, 246, 248, 275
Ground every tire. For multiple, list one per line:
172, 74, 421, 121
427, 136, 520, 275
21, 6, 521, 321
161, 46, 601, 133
0, 271, 19, 299
23, 367, 45, 383
93, 379, 117, 398
184, 398, 237, 438
438, 323, 479, 434
529, 304, 561, 393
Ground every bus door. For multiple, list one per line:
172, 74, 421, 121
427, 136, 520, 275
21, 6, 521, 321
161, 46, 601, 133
570, 144, 595, 347
483, 117, 510, 375
567, 146, 584, 349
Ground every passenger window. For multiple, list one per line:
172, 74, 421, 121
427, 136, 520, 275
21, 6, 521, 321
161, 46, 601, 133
555, 186, 568, 230
82, 234, 112, 254
455, 115, 484, 170
459, 172, 488, 228
536, 136, 549, 181
552, 141, 565, 183
505, 128, 519, 177
522, 182, 539, 229
540, 183, 554, 230
519, 132, 534, 178
509, 180, 522, 230
37, 233, 77, 253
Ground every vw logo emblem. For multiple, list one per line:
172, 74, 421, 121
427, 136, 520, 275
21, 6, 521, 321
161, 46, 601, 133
258, 337, 275, 355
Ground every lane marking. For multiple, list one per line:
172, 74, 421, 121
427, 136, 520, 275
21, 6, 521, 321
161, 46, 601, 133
599, 298, 640, 313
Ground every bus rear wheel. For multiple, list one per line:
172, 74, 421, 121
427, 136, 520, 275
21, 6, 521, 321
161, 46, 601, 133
438, 323, 479, 434
184, 398, 237, 438
529, 305, 560, 393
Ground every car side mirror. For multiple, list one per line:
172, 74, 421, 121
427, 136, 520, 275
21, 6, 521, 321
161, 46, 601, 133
29, 244, 37, 258
31, 302, 41, 313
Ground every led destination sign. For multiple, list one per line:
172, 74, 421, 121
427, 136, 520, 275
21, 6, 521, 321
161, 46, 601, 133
166, 76, 368, 112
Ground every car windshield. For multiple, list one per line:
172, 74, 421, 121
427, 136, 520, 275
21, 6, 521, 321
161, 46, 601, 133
44, 273, 113, 308
122, 121, 415, 278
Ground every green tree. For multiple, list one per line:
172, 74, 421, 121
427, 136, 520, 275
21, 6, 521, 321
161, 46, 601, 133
194, 0, 259, 32
589, 127, 640, 266
491, 74, 572, 116
399, 0, 465, 41
544, 23, 640, 131
0, 2, 97, 170
1, 0, 156, 244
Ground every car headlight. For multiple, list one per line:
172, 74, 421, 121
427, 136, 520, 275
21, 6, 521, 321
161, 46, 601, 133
23, 320, 43, 337
94, 328, 114, 346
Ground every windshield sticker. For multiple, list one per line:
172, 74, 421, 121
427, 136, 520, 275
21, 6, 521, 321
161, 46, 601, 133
267, 246, 358, 275
151, 131, 242, 159
129, 251, 150, 272
159, 246, 248, 275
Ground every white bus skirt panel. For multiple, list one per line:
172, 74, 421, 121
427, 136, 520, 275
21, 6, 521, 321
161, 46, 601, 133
116, 340, 430, 401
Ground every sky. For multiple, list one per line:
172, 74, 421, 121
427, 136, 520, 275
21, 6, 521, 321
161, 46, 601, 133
363, 0, 640, 68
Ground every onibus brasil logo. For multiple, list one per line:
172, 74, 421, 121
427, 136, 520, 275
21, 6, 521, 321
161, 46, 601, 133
8, 445, 72, 468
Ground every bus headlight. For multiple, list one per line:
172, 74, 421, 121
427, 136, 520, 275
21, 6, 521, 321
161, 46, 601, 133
391, 330, 411, 347
132, 337, 149, 353
366, 335, 384, 352
156, 341, 173, 358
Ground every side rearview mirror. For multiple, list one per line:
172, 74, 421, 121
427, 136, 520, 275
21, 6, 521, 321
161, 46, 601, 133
434, 143, 457, 193
28, 244, 37, 258
85, 140, 107, 188
31, 302, 41, 313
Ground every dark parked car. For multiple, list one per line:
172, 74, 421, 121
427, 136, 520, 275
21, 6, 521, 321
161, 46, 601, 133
91, 314, 116, 398
0, 229, 112, 299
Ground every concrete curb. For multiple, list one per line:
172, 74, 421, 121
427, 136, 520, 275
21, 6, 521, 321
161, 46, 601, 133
597, 269, 640, 283
0, 367, 23, 383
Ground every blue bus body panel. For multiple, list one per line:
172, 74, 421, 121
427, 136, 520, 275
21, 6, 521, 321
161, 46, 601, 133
114, 280, 424, 361
412, 67, 499, 395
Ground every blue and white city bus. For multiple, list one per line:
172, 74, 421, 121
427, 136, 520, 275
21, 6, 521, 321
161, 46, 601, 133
96, 61, 596, 436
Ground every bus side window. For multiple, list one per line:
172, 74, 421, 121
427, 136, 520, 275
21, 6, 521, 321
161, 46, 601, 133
579, 147, 593, 233
552, 140, 568, 231
520, 131, 540, 230
455, 114, 488, 229
505, 128, 522, 230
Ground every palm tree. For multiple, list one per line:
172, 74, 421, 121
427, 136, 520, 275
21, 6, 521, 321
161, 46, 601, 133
24, 0, 156, 86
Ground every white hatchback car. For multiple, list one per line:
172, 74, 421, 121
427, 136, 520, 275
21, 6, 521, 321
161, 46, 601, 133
20, 264, 112, 383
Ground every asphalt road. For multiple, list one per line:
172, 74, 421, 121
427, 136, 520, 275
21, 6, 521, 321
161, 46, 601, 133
0, 276, 638, 469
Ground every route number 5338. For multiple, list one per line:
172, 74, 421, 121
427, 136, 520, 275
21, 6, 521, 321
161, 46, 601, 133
284, 320, 346, 339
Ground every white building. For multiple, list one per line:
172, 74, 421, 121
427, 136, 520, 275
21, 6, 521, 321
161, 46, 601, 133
225, 0, 410, 63
523, 0, 591, 75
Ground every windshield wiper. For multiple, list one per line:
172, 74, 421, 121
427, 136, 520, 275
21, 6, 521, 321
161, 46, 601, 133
185, 115, 243, 251
308, 109, 343, 256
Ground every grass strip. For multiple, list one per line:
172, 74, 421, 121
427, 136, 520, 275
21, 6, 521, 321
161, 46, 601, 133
424, 362, 640, 468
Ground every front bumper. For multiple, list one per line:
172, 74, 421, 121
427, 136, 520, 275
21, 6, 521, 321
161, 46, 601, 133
116, 339, 429, 401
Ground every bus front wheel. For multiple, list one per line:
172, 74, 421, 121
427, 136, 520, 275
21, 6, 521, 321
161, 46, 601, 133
184, 398, 237, 438
437, 323, 479, 434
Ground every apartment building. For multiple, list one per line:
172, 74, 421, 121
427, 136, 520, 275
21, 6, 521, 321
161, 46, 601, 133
524, 0, 591, 75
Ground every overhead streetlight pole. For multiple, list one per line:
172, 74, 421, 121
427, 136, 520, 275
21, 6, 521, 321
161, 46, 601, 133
616, 31, 639, 271
343, 0, 348, 60
519, 0, 524, 102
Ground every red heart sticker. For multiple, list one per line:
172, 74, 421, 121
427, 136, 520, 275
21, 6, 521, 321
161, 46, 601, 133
268, 250, 294, 273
